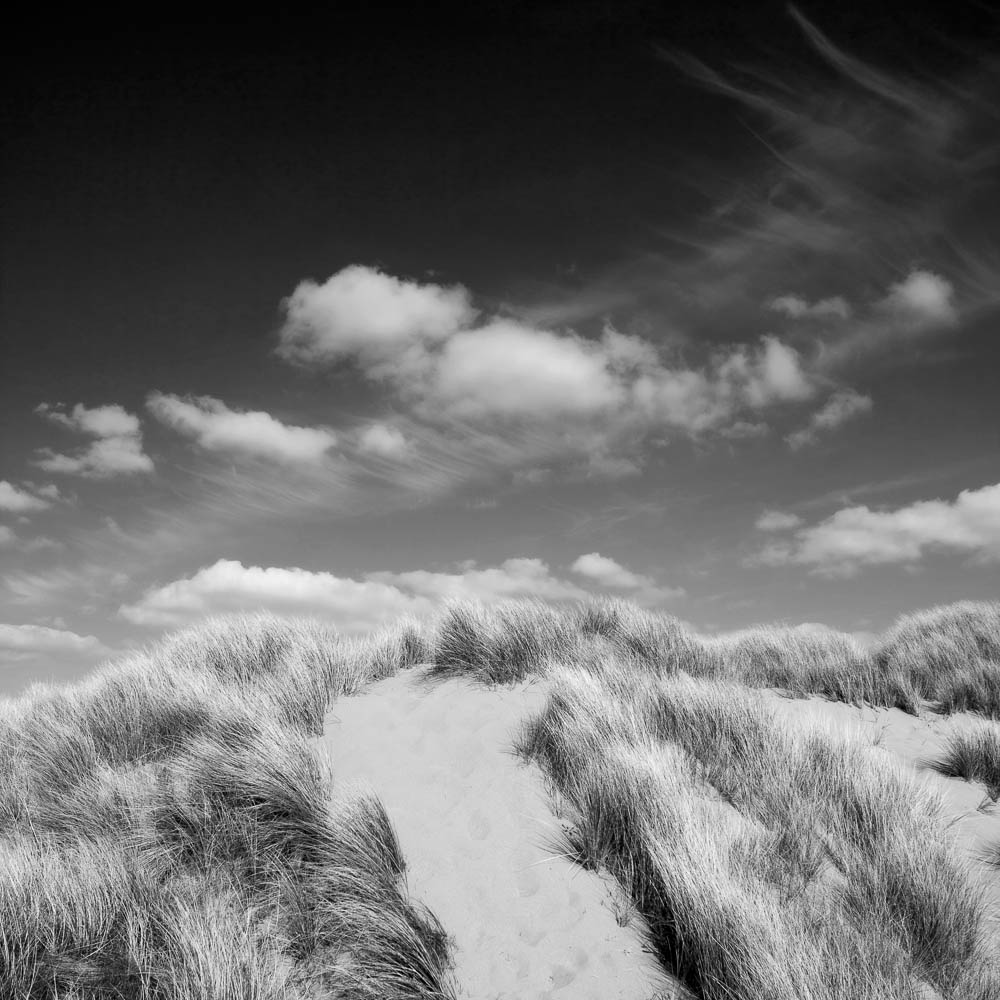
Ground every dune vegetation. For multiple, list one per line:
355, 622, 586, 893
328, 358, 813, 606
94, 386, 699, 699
928, 721, 1000, 801
2, 597, 998, 997
0, 615, 451, 1000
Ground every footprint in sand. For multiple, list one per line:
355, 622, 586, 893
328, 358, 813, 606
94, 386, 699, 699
515, 866, 541, 898
548, 963, 576, 989
516, 923, 546, 946
467, 809, 491, 840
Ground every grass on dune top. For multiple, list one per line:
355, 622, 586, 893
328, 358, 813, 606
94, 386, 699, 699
429, 596, 1000, 718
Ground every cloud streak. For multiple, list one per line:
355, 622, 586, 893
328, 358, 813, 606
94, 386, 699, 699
647, 9, 1000, 365
786, 389, 873, 450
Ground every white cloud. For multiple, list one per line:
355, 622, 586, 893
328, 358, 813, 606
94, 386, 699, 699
768, 294, 851, 321
370, 558, 590, 604
120, 553, 686, 632
429, 321, 625, 421
0, 526, 15, 547
752, 481, 1000, 576
277, 265, 476, 368
275, 267, 817, 467
877, 270, 956, 328
818, 270, 962, 368
755, 510, 803, 532
357, 422, 410, 459
35, 403, 153, 477
147, 393, 337, 464
119, 559, 427, 630
570, 552, 652, 589
0, 623, 111, 658
786, 388, 873, 450
569, 551, 685, 604
744, 335, 815, 405
0, 481, 53, 513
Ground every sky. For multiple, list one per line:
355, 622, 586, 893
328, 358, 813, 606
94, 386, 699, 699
2, 1, 999, 693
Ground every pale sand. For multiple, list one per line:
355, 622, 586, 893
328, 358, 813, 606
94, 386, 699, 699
313, 668, 678, 999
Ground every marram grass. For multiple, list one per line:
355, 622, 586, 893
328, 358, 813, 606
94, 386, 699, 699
4, 596, 999, 997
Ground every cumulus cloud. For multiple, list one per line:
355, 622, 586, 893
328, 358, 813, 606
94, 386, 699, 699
369, 558, 590, 604
876, 269, 957, 329
0, 480, 53, 513
147, 393, 337, 464
786, 389, 873, 450
34, 403, 153, 477
119, 559, 426, 630
768, 294, 851, 321
570, 551, 685, 604
119, 553, 683, 631
751, 481, 1000, 576
429, 321, 626, 421
571, 552, 653, 589
276, 266, 816, 468
277, 265, 476, 369
356, 422, 410, 459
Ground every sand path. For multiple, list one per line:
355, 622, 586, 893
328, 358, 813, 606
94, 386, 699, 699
314, 668, 676, 999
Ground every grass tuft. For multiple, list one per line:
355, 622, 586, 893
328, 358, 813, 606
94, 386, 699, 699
928, 722, 1000, 800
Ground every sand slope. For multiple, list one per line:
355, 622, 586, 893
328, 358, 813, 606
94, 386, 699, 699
314, 668, 677, 999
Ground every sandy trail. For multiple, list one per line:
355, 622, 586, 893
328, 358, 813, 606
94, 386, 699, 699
314, 667, 676, 1000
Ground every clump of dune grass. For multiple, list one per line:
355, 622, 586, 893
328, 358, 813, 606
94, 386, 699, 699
517, 661, 1000, 999
0, 613, 456, 1000
425, 596, 1000, 717
871, 602, 1000, 717
430, 599, 580, 683
927, 721, 1000, 800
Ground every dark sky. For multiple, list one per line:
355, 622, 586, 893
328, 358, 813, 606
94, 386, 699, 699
2, 1, 999, 692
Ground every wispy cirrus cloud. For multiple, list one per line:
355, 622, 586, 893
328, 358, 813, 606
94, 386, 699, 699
786, 388, 873, 450
147, 392, 337, 464
768, 294, 851, 322
627, 9, 1000, 359
34, 403, 153, 477
751, 481, 1000, 577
